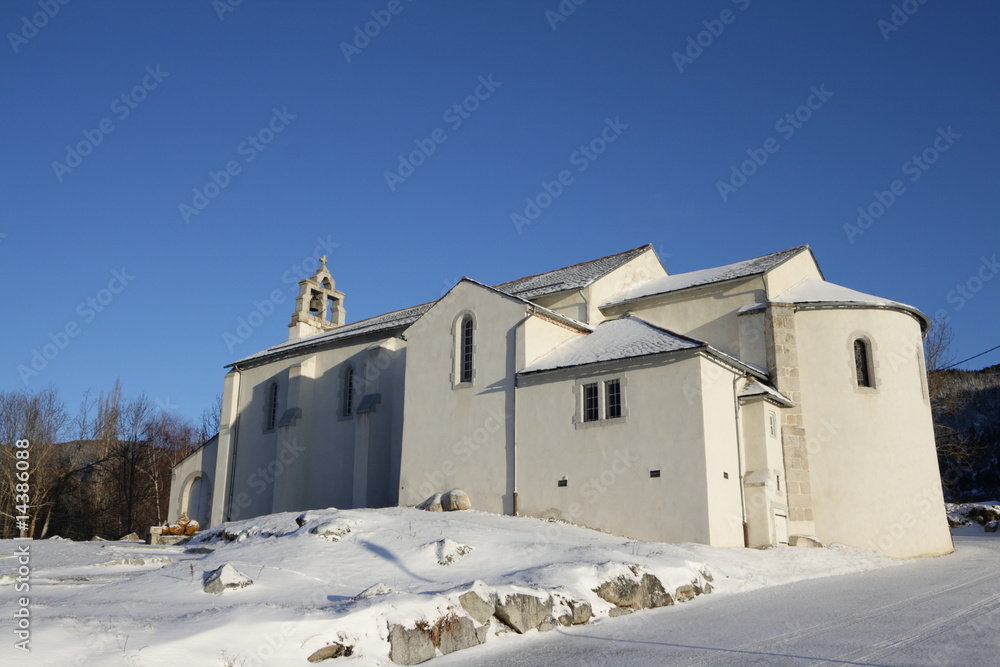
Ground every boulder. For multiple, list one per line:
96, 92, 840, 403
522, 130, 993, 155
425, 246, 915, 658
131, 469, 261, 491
608, 607, 633, 617
569, 599, 593, 625
788, 535, 823, 548
969, 506, 1000, 525
494, 592, 553, 634
674, 584, 697, 603
388, 623, 435, 665
307, 643, 352, 662
417, 494, 443, 512
458, 587, 496, 624
119, 532, 143, 542
354, 582, 395, 600
311, 520, 351, 541
441, 489, 472, 511
436, 615, 484, 655
594, 573, 673, 610
986, 521, 999, 533
203, 564, 253, 595
433, 538, 472, 566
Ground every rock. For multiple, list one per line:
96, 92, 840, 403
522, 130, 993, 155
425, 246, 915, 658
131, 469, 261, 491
388, 623, 435, 665
311, 520, 351, 541
203, 564, 253, 595
90, 536, 106, 541
433, 538, 472, 565
557, 614, 572, 627
986, 521, 999, 533
594, 573, 673, 610
788, 535, 823, 548
569, 600, 592, 625
537, 617, 555, 632
417, 493, 443, 512
441, 489, 472, 511
436, 615, 484, 655
354, 582, 395, 600
307, 643, 353, 662
494, 592, 553, 634
119, 532, 143, 542
184, 546, 214, 554
674, 584, 697, 603
458, 586, 496, 624
608, 607, 633, 617
969, 506, 1000, 525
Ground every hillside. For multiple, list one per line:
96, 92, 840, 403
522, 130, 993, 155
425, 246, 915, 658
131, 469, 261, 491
933, 364, 1000, 500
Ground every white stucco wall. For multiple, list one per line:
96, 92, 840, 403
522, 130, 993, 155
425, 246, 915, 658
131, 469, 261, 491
793, 306, 952, 558
604, 277, 767, 358
762, 249, 823, 297
212, 334, 406, 523
700, 358, 749, 547
398, 282, 527, 513
584, 249, 667, 324
169, 435, 218, 528
515, 353, 744, 545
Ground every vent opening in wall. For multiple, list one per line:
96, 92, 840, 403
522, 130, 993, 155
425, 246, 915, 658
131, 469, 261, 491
557, 479, 568, 487
650, 470, 661, 478
723, 472, 729, 479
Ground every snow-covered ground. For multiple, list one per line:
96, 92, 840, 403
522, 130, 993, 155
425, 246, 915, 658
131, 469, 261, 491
0, 507, 910, 666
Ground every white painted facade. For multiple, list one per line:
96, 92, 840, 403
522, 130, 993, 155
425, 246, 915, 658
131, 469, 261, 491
174, 245, 953, 558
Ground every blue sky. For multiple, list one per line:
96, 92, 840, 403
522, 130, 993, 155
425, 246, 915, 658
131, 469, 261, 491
2, 1, 998, 424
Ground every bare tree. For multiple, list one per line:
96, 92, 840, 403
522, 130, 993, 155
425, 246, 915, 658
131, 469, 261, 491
0, 386, 70, 538
198, 392, 223, 443
924, 316, 977, 465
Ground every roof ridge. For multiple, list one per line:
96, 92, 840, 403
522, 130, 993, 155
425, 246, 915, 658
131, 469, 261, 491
671, 244, 809, 276
619, 314, 708, 347
494, 243, 652, 289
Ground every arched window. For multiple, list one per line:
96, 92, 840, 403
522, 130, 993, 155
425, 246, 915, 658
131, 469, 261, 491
265, 381, 279, 430
854, 339, 873, 388
343, 366, 354, 417
460, 316, 474, 383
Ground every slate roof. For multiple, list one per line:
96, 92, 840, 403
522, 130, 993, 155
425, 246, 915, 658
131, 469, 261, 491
519, 315, 703, 374
604, 245, 810, 307
495, 244, 652, 300
230, 302, 433, 366
231, 245, 649, 367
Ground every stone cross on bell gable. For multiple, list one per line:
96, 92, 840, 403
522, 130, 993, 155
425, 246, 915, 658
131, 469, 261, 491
319, 255, 328, 270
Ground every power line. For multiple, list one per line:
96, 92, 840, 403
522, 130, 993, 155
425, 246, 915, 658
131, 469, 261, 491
941, 343, 1000, 370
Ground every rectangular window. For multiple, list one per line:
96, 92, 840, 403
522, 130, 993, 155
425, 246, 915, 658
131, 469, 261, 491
583, 383, 599, 422
768, 410, 777, 438
605, 379, 622, 419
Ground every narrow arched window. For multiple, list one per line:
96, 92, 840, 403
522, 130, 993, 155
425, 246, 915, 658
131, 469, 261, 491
460, 316, 474, 383
265, 382, 279, 430
854, 339, 873, 388
343, 367, 354, 416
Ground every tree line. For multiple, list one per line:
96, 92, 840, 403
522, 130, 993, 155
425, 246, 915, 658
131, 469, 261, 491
0, 381, 219, 540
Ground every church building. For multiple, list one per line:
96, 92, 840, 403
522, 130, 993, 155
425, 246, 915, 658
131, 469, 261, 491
169, 244, 953, 558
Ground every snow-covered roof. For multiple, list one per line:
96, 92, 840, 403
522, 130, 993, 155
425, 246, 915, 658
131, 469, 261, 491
496, 244, 652, 300
231, 302, 433, 366
772, 278, 929, 330
231, 246, 646, 367
603, 245, 809, 308
739, 380, 794, 407
519, 315, 703, 374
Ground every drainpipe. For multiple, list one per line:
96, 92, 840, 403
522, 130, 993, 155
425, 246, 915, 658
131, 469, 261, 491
513, 308, 534, 517
225, 365, 243, 522
732, 373, 749, 547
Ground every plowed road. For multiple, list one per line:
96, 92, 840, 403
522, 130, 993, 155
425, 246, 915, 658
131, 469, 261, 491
441, 531, 999, 666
